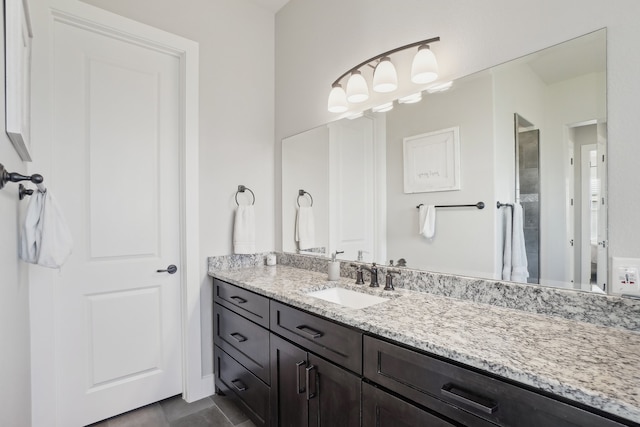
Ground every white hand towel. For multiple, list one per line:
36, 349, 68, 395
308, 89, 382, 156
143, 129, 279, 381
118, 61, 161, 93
418, 205, 436, 239
19, 189, 73, 268
510, 203, 529, 282
233, 205, 256, 254
501, 206, 513, 281
295, 206, 315, 250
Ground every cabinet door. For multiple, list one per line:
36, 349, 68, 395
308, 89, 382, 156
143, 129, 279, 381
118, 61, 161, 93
270, 334, 308, 427
362, 382, 456, 427
308, 354, 360, 427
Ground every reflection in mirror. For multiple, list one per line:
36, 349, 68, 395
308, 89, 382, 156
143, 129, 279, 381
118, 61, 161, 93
281, 29, 607, 293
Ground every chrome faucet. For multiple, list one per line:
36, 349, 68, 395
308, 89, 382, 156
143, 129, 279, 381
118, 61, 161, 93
362, 263, 379, 287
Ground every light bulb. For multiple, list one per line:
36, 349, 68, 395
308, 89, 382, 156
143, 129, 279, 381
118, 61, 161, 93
346, 70, 369, 103
327, 84, 348, 113
372, 57, 398, 93
411, 45, 438, 84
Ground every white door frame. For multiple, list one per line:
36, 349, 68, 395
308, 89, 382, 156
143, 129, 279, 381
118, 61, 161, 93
28, 1, 204, 425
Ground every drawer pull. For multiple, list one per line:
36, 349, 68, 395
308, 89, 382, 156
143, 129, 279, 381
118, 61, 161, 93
229, 332, 247, 343
231, 379, 248, 392
296, 361, 306, 394
441, 383, 498, 415
306, 365, 317, 400
230, 296, 247, 304
295, 325, 323, 339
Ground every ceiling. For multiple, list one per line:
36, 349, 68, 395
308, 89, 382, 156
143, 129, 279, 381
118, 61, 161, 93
247, 0, 290, 13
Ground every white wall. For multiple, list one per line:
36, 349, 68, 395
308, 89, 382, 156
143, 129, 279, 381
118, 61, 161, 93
79, 0, 276, 377
0, 8, 32, 426
386, 74, 496, 277
275, 0, 640, 268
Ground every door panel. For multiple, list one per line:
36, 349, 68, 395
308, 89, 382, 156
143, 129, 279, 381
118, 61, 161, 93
52, 17, 182, 426
270, 334, 308, 427
88, 59, 160, 258
308, 354, 360, 427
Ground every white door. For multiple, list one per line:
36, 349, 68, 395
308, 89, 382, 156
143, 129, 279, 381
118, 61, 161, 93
596, 121, 608, 291
51, 15, 182, 426
328, 115, 385, 263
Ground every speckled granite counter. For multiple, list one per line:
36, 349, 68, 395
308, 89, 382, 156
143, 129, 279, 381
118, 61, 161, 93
209, 264, 640, 424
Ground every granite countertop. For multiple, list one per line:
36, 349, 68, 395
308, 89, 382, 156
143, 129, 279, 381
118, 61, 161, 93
209, 264, 640, 424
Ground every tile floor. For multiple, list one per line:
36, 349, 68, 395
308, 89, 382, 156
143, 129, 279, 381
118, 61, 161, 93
88, 394, 257, 427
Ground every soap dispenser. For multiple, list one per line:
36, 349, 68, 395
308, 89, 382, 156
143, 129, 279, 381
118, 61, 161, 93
328, 251, 344, 281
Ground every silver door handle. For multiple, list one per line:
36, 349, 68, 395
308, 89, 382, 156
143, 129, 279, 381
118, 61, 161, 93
157, 264, 177, 274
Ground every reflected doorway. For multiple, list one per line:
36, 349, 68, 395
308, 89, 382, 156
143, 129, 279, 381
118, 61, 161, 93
515, 114, 540, 284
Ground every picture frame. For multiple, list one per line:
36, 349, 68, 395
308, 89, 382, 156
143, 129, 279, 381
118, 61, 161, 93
403, 126, 460, 193
5, 0, 33, 161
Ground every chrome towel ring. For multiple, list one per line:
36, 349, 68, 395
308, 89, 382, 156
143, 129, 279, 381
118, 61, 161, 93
235, 185, 255, 206
297, 189, 313, 207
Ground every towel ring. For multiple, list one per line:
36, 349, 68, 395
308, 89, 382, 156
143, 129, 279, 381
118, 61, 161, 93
297, 189, 313, 207
235, 185, 255, 206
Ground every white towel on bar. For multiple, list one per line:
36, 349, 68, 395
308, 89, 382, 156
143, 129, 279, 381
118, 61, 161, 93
510, 203, 529, 282
233, 205, 256, 254
418, 205, 436, 239
501, 206, 513, 281
19, 189, 73, 268
295, 206, 315, 250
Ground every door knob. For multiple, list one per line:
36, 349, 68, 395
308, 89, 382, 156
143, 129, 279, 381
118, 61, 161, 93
157, 264, 177, 274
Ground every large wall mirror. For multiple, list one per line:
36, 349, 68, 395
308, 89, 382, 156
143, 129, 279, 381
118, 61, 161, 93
282, 29, 607, 294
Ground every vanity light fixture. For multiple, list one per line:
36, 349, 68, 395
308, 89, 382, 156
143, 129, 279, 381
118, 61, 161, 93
328, 36, 440, 112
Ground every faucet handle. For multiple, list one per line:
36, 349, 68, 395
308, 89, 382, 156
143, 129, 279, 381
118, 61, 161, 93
384, 269, 401, 291
350, 263, 365, 285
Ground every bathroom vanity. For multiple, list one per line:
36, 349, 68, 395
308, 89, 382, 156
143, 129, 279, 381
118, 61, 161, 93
210, 263, 640, 427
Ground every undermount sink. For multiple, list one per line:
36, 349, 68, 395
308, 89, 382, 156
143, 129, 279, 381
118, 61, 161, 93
306, 287, 388, 309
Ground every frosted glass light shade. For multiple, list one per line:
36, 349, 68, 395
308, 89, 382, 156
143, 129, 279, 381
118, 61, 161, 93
411, 45, 438, 84
372, 57, 398, 93
327, 84, 348, 113
346, 71, 369, 103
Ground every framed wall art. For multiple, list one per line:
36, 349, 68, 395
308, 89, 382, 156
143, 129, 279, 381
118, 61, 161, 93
403, 126, 460, 193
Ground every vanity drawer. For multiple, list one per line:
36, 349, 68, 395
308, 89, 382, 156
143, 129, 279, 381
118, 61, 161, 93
215, 345, 270, 427
214, 278, 269, 328
362, 382, 458, 427
363, 336, 630, 427
214, 303, 270, 384
270, 301, 363, 374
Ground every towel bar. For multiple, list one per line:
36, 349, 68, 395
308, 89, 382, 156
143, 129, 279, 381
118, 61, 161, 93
297, 189, 314, 207
496, 201, 514, 209
235, 185, 255, 206
416, 202, 485, 209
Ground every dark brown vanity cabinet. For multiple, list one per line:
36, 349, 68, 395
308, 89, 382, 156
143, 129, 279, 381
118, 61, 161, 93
213, 278, 637, 427
363, 335, 634, 427
213, 279, 271, 427
270, 333, 360, 427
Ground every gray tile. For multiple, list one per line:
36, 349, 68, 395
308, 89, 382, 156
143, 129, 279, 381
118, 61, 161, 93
211, 394, 249, 425
107, 403, 169, 427
160, 394, 215, 423
169, 406, 233, 427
